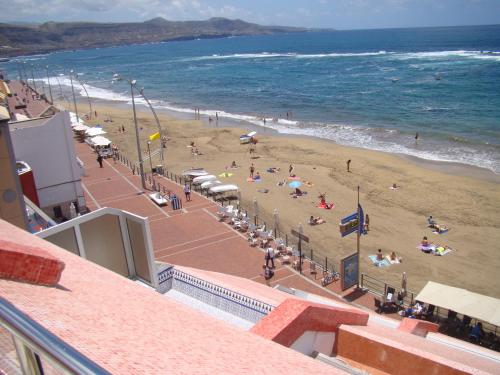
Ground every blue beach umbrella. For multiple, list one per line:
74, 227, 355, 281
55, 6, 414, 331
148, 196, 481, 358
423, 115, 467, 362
288, 181, 302, 189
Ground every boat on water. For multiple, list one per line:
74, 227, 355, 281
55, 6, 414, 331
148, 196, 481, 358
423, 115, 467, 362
435, 74, 442, 81
391, 78, 399, 83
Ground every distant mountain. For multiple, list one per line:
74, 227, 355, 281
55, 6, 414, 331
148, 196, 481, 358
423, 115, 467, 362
0, 17, 312, 57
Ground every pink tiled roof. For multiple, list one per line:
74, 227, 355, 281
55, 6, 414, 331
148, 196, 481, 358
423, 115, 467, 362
339, 324, 499, 374
0, 219, 341, 374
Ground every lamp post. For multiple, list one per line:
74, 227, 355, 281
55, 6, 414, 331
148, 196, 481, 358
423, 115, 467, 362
30, 64, 37, 92
147, 141, 154, 173
129, 79, 146, 190
45, 66, 53, 104
75, 77, 93, 120
139, 87, 164, 171
69, 70, 79, 124
298, 222, 303, 274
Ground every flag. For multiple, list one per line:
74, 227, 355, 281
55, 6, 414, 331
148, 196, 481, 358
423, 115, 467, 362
149, 132, 160, 141
358, 204, 364, 235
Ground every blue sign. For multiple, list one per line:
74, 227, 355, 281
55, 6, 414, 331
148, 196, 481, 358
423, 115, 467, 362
339, 205, 366, 237
341, 253, 359, 291
341, 212, 358, 224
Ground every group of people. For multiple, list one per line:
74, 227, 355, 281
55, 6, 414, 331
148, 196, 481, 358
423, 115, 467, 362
427, 215, 449, 233
308, 216, 325, 225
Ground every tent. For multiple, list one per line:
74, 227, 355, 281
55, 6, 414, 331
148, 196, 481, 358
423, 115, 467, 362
90, 136, 112, 147
415, 281, 500, 326
73, 124, 89, 132
86, 127, 107, 137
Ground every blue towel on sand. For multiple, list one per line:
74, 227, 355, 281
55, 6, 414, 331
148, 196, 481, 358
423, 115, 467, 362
368, 255, 390, 267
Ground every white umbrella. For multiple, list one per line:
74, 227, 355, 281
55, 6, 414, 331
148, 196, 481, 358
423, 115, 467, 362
86, 127, 107, 136
91, 136, 111, 146
73, 124, 89, 132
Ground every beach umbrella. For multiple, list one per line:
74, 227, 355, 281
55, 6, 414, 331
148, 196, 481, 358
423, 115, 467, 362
288, 180, 302, 189
218, 172, 233, 178
273, 208, 279, 237
401, 272, 408, 298
73, 124, 89, 132
86, 127, 107, 136
253, 197, 259, 225
91, 136, 112, 146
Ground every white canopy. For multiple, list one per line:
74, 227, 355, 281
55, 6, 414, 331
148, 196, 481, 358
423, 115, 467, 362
90, 136, 111, 147
415, 281, 500, 326
209, 184, 239, 194
86, 127, 107, 136
192, 175, 217, 184
73, 124, 90, 132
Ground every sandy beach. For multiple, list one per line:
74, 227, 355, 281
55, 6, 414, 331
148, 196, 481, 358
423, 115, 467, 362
70, 100, 500, 298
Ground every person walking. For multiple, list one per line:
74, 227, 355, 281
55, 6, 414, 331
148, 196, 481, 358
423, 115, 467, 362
249, 163, 255, 178
364, 213, 370, 232
265, 247, 275, 269
346, 159, 351, 172
97, 154, 103, 168
183, 183, 191, 202
289, 164, 294, 176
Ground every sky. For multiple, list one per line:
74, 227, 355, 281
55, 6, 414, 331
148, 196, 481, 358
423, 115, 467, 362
1, 0, 499, 30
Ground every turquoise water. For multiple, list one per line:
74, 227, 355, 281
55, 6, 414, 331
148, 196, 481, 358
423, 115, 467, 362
3, 25, 500, 172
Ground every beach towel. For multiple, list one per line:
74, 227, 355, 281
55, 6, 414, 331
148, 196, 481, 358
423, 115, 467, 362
247, 177, 262, 182
304, 181, 314, 187
434, 246, 453, 256
418, 244, 436, 253
288, 176, 301, 181
317, 203, 334, 209
389, 186, 400, 190
219, 172, 233, 178
433, 228, 450, 234
368, 255, 390, 267
385, 255, 400, 264
257, 189, 269, 193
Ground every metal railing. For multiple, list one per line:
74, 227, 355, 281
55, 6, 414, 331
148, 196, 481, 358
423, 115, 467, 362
0, 297, 110, 374
360, 273, 415, 306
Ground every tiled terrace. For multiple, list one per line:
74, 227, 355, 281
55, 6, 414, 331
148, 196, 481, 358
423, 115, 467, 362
76, 139, 398, 318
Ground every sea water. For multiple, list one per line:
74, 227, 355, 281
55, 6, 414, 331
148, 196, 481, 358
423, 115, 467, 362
3, 25, 500, 173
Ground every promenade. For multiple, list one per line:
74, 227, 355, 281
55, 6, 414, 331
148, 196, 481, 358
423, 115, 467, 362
76, 140, 397, 316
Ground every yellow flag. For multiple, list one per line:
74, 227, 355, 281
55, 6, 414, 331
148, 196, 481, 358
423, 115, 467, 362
149, 132, 160, 141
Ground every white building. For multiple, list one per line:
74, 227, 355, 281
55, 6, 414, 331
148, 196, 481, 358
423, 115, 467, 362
9, 110, 85, 220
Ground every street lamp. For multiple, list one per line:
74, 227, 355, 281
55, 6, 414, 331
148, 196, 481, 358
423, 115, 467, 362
30, 64, 37, 92
139, 87, 165, 171
74, 76, 93, 120
45, 65, 53, 104
69, 70, 79, 124
129, 78, 147, 190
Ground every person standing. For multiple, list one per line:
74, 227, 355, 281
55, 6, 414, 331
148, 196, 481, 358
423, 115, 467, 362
183, 183, 191, 202
415, 132, 419, 142
265, 247, 275, 269
364, 213, 370, 232
347, 159, 351, 172
288, 164, 294, 176
122, 125, 125, 132
249, 163, 255, 178
97, 154, 103, 168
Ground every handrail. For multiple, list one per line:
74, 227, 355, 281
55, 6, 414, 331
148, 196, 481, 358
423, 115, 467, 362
0, 297, 110, 375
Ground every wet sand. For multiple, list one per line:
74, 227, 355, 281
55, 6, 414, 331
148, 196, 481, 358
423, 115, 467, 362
69, 100, 500, 298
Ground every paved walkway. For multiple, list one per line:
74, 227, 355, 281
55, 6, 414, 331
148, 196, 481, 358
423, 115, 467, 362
76, 140, 400, 318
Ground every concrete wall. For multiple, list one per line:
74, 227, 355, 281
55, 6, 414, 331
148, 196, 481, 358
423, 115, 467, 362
9, 111, 84, 215
290, 331, 336, 356
0, 119, 27, 229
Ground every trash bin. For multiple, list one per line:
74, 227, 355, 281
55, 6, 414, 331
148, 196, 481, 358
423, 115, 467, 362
171, 195, 181, 210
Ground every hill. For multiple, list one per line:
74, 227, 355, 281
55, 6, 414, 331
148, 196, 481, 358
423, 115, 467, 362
0, 17, 310, 57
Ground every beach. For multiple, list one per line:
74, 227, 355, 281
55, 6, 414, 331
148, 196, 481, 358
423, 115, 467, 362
71, 100, 500, 298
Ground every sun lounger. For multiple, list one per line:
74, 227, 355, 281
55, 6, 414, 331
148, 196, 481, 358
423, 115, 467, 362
149, 193, 168, 207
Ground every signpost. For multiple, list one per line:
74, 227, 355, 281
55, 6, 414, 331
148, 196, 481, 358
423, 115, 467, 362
338, 186, 365, 289
291, 226, 309, 274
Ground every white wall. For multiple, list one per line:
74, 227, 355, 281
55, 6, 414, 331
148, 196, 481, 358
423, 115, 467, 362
10, 111, 85, 212
290, 330, 336, 357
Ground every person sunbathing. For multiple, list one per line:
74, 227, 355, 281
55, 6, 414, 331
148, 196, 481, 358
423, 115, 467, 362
253, 172, 261, 180
309, 216, 325, 225
421, 236, 429, 246
390, 251, 397, 261
427, 216, 437, 228
376, 248, 384, 261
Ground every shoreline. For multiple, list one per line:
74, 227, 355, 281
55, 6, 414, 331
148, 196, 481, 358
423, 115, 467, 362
95, 97, 500, 184
68, 98, 500, 299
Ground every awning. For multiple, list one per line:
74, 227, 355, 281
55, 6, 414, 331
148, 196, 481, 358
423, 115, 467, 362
86, 127, 107, 136
90, 136, 111, 146
415, 281, 500, 326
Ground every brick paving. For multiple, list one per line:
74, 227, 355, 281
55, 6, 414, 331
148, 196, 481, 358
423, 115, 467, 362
75, 126, 402, 318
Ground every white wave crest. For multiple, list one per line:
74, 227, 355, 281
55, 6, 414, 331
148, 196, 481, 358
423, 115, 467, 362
186, 51, 389, 61
393, 50, 500, 62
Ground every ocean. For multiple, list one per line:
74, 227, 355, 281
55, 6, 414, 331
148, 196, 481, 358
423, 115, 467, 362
3, 24, 500, 173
